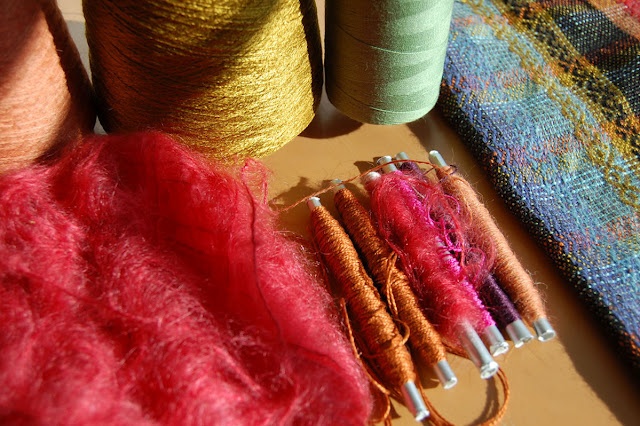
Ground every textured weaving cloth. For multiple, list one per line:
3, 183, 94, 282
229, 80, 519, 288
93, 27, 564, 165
439, 0, 640, 374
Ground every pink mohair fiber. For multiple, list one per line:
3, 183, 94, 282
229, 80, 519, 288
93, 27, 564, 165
366, 171, 491, 344
0, 132, 372, 425
399, 167, 498, 298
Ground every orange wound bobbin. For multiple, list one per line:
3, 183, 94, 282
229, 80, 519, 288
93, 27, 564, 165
330, 179, 457, 389
307, 197, 429, 422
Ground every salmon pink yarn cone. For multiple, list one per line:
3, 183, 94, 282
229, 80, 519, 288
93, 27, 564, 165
0, 0, 94, 174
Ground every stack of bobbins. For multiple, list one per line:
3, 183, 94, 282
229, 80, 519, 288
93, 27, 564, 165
363, 162, 500, 379
393, 152, 537, 348
378, 155, 512, 359
307, 197, 429, 423
330, 178, 458, 390
372, 152, 555, 354
305, 151, 555, 422
426, 150, 556, 342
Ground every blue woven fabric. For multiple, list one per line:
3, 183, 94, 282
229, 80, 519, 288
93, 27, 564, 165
439, 0, 640, 373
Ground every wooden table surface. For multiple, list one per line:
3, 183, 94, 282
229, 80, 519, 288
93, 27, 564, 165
59, 0, 640, 424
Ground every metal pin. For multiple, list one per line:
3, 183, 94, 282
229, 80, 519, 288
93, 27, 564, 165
330, 178, 346, 192
459, 323, 499, 379
376, 155, 398, 173
401, 381, 430, 422
434, 360, 458, 390
361, 171, 381, 188
428, 150, 447, 167
306, 196, 322, 211
482, 324, 510, 356
395, 151, 411, 162
505, 319, 534, 348
533, 318, 556, 341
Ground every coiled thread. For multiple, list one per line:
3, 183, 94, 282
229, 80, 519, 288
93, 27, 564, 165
84, 0, 322, 158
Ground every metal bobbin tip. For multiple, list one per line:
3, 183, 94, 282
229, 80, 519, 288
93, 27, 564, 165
480, 360, 500, 380
395, 151, 410, 161
401, 381, 430, 422
428, 150, 447, 167
533, 318, 556, 341
376, 155, 398, 173
306, 196, 322, 211
483, 325, 510, 356
330, 179, 346, 193
459, 324, 500, 380
361, 171, 381, 188
434, 360, 458, 390
506, 319, 534, 348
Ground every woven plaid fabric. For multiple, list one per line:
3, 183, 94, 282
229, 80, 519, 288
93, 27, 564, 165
439, 0, 640, 374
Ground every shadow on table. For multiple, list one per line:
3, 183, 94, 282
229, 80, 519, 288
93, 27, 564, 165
301, 92, 363, 139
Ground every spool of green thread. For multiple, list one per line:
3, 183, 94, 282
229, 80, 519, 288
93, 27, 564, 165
324, 0, 454, 125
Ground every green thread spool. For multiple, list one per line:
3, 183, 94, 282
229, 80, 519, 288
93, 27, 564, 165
324, 0, 454, 125
84, 0, 322, 159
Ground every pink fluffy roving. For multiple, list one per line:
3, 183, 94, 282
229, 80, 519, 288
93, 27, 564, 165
366, 171, 489, 345
0, 132, 372, 425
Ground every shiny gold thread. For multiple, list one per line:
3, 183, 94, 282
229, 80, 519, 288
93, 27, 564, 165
84, 0, 322, 158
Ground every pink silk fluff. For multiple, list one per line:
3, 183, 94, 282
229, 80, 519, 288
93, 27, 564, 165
0, 132, 371, 425
367, 171, 491, 343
